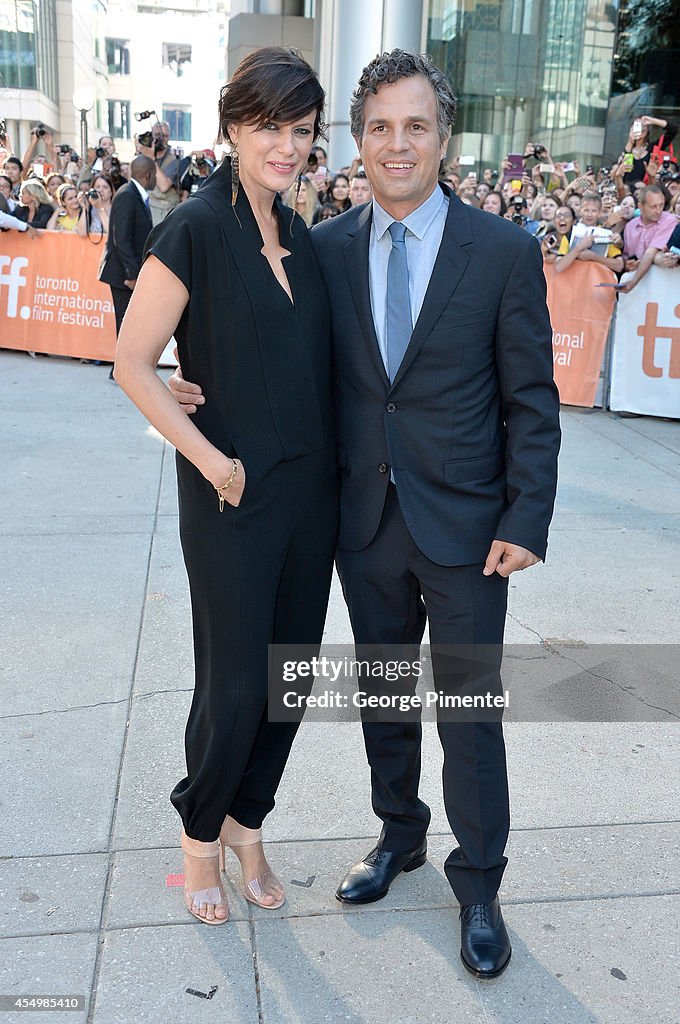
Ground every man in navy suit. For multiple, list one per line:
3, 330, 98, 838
99, 155, 156, 374
169, 51, 560, 978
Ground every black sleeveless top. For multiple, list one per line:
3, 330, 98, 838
145, 158, 334, 483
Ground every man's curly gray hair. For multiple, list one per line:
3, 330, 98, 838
349, 50, 457, 143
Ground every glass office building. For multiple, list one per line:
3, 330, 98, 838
0, 0, 58, 101
425, 0, 680, 170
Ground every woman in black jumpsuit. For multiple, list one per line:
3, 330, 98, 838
114, 49, 337, 924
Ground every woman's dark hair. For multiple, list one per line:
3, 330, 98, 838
313, 202, 342, 224
483, 191, 506, 215
218, 47, 326, 145
325, 174, 351, 212
91, 172, 114, 195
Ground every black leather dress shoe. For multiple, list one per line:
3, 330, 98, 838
459, 897, 511, 978
335, 841, 428, 904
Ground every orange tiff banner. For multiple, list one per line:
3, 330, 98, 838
544, 260, 617, 407
0, 232, 116, 361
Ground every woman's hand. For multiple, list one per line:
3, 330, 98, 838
210, 456, 246, 509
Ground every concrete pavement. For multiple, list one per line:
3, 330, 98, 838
1, 350, 678, 1023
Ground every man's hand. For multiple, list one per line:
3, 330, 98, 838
483, 541, 540, 577
168, 351, 205, 414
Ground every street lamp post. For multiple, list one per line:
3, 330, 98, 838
72, 87, 95, 160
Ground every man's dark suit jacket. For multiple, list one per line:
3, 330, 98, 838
311, 185, 561, 567
99, 181, 152, 287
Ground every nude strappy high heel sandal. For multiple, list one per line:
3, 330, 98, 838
180, 830, 229, 925
220, 816, 285, 910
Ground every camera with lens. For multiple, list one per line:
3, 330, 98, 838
95, 146, 106, 159
511, 196, 527, 225
533, 144, 546, 159
86, 188, 99, 200
33, 122, 48, 138
137, 130, 154, 149
585, 164, 595, 174
489, 168, 499, 180
57, 143, 71, 154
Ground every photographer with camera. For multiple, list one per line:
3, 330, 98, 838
505, 194, 540, 234
135, 120, 180, 225
20, 123, 60, 180
523, 141, 567, 194
77, 136, 115, 188
76, 172, 114, 238
179, 150, 215, 201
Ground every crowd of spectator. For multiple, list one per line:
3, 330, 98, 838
435, 115, 679, 291
0, 119, 218, 238
2, 114, 678, 293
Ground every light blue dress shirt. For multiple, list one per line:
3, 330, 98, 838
369, 184, 449, 376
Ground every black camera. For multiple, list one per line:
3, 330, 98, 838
489, 168, 498, 179
95, 146, 106, 159
545, 233, 558, 248
533, 144, 546, 159
585, 164, 595, 174
87, 188, 99, 200
191, 154, 207, 170
511, 196, 526, 225
57, 143, 71, 154
137, 130, 153, 148
34, 122, 48, 138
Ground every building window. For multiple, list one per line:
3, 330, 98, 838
0, 0, 58, 100
106, 37, 130, 75
108, 100, 131, 140
163, 105, 191, 141
162, 42, 191, 76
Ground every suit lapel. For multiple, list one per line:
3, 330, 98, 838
343, 204, 390, 389
390, 193, 473, 390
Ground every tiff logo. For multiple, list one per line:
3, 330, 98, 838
637, 302, 680, 379
0, 255, 31, 319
